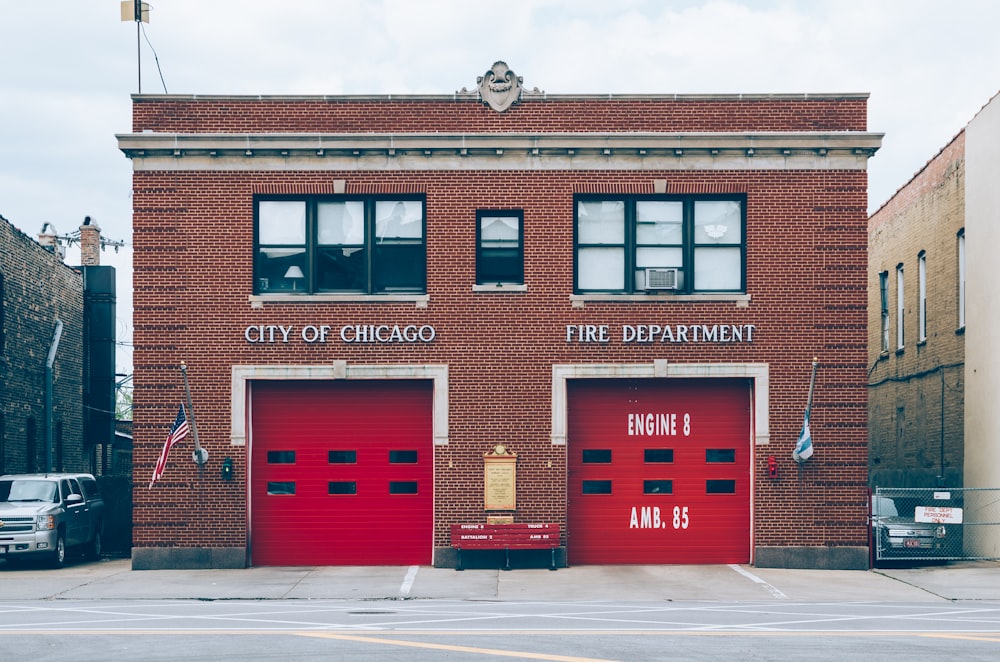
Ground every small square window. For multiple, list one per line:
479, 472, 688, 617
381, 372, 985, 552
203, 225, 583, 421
477, 210, 523, 285
328, 481, 357, 495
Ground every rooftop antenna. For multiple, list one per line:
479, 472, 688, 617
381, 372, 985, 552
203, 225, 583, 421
120, 1, 150, 93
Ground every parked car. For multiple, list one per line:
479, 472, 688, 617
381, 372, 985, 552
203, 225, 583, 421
872, 495, 949, 560
0, 473, 105, 568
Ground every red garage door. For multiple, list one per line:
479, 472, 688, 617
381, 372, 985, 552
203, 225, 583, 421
567, 378, 751, 565
250, 380, 433, 566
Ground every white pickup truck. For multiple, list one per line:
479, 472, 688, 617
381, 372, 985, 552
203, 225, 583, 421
0, 473, 105, 567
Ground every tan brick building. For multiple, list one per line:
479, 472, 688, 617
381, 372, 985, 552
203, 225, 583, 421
867, 132, 966, 489
119, 64, 881, 570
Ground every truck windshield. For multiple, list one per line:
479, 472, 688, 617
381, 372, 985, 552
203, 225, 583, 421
0, 480, 59, 503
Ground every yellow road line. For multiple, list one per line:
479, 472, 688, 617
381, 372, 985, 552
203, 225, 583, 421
920, 633, 1000, 643
298, 631, 613, 661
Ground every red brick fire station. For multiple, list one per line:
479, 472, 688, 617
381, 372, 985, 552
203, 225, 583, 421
119, 62, 880, 570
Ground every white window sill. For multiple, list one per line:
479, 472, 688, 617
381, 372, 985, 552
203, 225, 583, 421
249, 293, 429, 308
570, 293, 751, 307
472, 283, 528, 293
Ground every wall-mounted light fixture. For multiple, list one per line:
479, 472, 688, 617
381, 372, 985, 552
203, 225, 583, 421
221, 457, 234, 481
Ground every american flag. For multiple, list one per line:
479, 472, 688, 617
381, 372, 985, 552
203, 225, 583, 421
149, 405, 189, 488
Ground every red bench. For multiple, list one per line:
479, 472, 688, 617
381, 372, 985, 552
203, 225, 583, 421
450, 523, 560, 571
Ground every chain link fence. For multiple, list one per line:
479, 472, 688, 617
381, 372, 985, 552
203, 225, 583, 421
873, 487, 1000, 563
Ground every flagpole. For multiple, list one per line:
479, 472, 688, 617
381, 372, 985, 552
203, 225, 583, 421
180, 362, 207, 465
805, 356, 818, 416
792, 357, 819, 464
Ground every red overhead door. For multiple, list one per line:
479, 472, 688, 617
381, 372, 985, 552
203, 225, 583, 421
250, 380, 433, 566
567, 378, 751, 565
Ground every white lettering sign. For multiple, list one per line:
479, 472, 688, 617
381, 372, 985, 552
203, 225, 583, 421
627, 412, 692, 436
629, 505, 690, 529
243, 324, 436, 344
621, 324, 755, 344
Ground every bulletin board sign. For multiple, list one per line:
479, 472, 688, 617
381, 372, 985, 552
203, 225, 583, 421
484, 445, 517, 511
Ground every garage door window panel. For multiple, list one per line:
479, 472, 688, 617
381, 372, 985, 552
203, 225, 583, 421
644, 449, 675, 463
582, 449, 612, 463
389, 481, 419, 495
328, 481, 357, 495
389, 450, 418, 463
706, 479, 737, 494
644, 480, 673, 495
328, 450, 358, 464
267, 481, 296, 495
706, 449, 736, 463
582, 480, 613, 494
267, 451, 296, 464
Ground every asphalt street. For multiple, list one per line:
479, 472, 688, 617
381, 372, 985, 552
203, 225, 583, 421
2, 558, 999, 660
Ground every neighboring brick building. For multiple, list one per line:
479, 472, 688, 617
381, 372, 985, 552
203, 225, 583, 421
1, 215, 85, 474
868, 90, 1000, 559
119, 63, 881, 570
867, 132, 965, 489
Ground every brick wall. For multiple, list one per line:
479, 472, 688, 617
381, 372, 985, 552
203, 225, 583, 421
128, 94, 871, 563
0, 216, 85, 474
132, 95, 870, 134
868, 132, 965, 488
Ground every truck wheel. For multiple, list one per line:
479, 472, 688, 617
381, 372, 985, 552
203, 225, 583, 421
50, 532, 67, 569
86, 525, 103, 561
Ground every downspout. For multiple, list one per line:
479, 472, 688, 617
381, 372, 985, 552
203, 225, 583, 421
45, 319, 63, 473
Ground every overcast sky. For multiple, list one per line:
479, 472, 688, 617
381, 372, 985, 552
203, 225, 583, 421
3, 0, 1000, 375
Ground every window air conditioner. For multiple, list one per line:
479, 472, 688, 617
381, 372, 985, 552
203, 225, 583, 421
644, 267, 680, 290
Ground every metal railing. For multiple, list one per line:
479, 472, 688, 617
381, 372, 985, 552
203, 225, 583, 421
873, 487, 1000, 562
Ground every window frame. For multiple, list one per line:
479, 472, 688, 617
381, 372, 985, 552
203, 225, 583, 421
254, 194, 426, 295
918, 251, 927, 343
573, 194, 746, 295
879, 271, 890, 353
896, 263, 905, 351
958, 229, 966, 330
476, 209, 524, 285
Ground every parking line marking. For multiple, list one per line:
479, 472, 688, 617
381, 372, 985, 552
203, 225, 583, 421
728, 564, 787, 599
400, 565, 419, 596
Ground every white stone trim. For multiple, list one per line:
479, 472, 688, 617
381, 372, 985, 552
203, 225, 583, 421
551, 362, 769, 446
118, 131, 881, 172
230, 363, 448, 446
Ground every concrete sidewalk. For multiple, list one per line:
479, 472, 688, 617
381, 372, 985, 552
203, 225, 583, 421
3, 558, 999, 602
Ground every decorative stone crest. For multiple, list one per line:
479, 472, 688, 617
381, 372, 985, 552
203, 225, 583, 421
477, 61, 523, 112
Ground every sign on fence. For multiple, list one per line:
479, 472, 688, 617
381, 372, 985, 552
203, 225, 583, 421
915, 506, 964, 524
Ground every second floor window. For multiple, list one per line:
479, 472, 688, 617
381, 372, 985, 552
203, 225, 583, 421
896, 264, 905, 350
477, 210, 523, 285
918, 251, 927, 342
879, 271, 890, 353
574, 196, 745, 294
255, 197, 425, 295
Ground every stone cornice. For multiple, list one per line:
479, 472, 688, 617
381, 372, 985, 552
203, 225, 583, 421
118, 131, 883, 171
